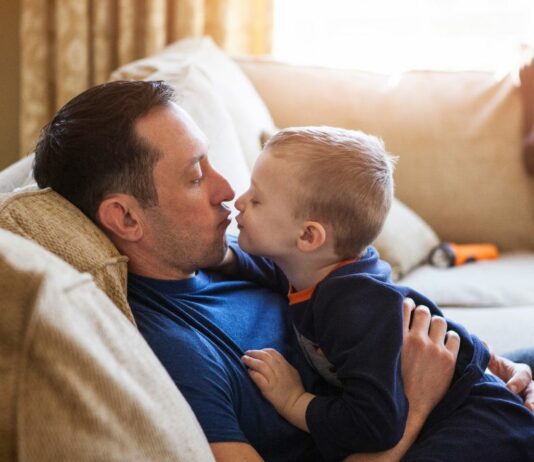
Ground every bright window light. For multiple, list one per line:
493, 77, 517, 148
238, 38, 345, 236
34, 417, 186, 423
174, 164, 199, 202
272, 0, 534, 72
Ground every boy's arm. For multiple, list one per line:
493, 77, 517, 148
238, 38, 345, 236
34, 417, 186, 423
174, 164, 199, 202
301, 279, 410, 458
342, 300, 461, 462
242, 348, 314, 432
209, 236, 289, 294
242, 299, 461, 461
245, 279, 414, 459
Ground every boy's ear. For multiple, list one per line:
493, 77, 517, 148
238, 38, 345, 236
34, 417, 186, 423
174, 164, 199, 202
297, 221, 327, 252
97, 194, 143, 242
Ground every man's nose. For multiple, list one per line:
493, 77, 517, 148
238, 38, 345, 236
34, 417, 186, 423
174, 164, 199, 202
212, 170, 235, 204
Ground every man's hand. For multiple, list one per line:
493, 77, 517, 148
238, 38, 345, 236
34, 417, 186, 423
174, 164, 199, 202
242, 348, 314, 432
488, 350, 534, 411
401, 299, 460, 418
343, 299, 461, 462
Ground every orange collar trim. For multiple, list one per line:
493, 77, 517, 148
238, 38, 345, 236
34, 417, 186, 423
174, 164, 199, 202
287, 258, 357, 305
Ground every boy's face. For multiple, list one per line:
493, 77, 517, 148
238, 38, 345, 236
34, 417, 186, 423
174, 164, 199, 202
235, 149, 302, 260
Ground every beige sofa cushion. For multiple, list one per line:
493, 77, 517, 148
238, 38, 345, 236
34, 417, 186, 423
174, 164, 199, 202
0, 188, 134, 324
237, 58, 534, 251
441, 305, 534, 355
0, 228, 214, 461
373, 198, 440, 280
400, 252, 534, 307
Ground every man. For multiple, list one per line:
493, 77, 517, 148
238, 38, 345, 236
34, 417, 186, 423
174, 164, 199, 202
33, 80, 533, 462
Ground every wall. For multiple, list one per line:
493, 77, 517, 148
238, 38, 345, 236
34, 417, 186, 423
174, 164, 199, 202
0, 0, 20, 170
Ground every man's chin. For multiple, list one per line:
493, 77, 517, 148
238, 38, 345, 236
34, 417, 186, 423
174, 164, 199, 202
206, 236, 229, 267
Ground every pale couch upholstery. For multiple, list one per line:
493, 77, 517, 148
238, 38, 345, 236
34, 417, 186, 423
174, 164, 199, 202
0, 228, 214, 461
401, 253, 534, 307
0, 153, 34, 193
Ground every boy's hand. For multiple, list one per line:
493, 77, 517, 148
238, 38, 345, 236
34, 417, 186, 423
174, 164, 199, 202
242, 348, 314, 431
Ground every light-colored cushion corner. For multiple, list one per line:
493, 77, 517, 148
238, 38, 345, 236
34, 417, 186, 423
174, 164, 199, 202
0, 228, 213, 461
111, 35, 276, 172
0, 188, 134, 324
0, 153, 35, 193
373, 198, 440, 280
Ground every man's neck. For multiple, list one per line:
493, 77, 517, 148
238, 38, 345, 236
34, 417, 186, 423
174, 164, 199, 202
122, 243, 195, 281
128, 261, 195, 280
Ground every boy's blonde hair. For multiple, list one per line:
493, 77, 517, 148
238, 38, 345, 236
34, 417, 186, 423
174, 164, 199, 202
264, 126, 396, 258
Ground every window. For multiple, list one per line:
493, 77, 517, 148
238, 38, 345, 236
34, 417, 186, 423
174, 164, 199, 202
272, 0, 534, 72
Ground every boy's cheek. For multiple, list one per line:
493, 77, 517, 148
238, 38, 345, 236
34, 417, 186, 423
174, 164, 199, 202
237, 232, 250, 251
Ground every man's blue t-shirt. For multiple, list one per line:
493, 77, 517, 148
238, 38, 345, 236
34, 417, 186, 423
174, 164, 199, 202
127, 239, 330, 462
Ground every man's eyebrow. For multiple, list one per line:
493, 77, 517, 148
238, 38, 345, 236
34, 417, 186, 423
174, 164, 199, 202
188, 152, 206, 166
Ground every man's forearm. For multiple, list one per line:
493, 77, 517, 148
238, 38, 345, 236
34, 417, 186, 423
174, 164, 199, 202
342, 407, 426, 462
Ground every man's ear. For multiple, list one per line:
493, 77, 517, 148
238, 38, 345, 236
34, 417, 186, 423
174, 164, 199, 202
97, 195, 143, 242
297, 221, 327, 252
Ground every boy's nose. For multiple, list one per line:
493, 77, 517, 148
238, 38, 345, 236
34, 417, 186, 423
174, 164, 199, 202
235, 193, 245, 212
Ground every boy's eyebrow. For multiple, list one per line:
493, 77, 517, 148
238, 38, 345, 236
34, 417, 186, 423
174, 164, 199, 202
251, 180, 261, 194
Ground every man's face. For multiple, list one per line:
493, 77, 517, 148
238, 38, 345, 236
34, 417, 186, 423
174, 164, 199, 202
135, 103, 235, 276
235, 148, 302, 262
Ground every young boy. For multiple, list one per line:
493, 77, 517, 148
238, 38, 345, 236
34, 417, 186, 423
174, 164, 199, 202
224, 126, 534, 461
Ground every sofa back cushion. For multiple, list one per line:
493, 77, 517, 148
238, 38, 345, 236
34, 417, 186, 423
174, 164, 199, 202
0, 228, 213, 461
237, 58, 534, 251
0, 188, 134, 324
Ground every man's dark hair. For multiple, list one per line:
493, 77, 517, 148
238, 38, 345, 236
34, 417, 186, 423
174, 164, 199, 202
34, 80, 175, 222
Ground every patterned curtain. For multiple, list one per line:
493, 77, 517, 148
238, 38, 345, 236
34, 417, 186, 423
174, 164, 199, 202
19, 0, 273, 156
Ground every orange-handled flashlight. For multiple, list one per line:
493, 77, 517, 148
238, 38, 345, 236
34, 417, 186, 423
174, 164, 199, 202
429, 243, 499, 268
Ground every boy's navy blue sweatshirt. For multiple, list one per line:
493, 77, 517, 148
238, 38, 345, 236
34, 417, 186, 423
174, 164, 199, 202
232, 244, 534, 462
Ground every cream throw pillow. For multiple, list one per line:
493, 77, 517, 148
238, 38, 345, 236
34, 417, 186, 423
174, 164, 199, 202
0, 188, 134, 324
111, 36, 276, 171
373, 198, 440, 281
0, 228, 214, 461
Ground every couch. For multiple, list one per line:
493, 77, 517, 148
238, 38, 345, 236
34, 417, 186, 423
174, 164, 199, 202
1, 37, 533, 459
